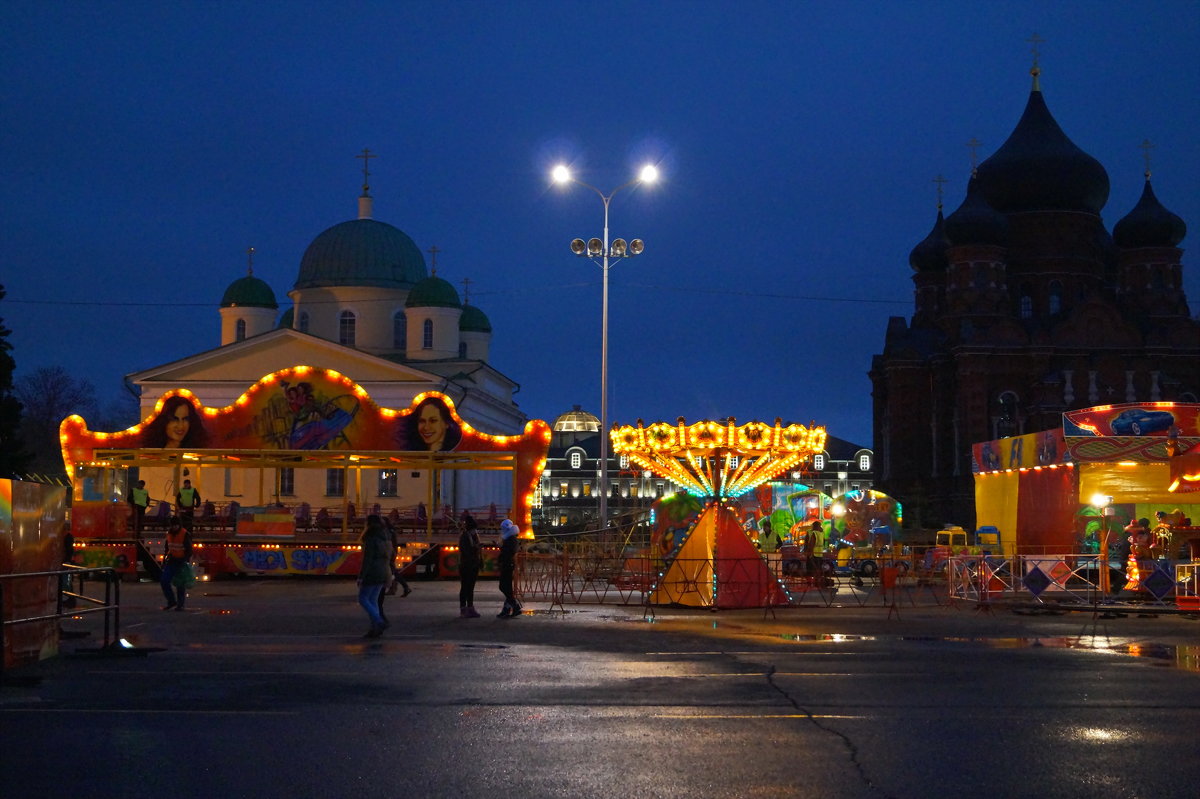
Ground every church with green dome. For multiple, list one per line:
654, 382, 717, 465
128, 169, 524, 514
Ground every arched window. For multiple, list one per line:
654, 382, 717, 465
298, 311, 310, 334
235, 318, 246, 341
813, 454, 826, 471
393, 311, 407, 349
1048, 281, 1063, 315
858, 454, 871, 470
339, 310, 356, 347
422, 319, 434, 349
459, 342, 467, 358
996, 391, 1020, 438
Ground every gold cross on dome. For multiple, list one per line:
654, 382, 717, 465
356, 148, 376, 194
247, 246, 255, 276
1139, 139, 1155, 178
427, 245, 440, 274
932, 174, 948, 209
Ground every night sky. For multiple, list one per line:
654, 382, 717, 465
3, 1, 1198, 448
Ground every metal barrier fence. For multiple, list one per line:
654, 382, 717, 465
518, 546, 1200, 613
1, 565, 121, 678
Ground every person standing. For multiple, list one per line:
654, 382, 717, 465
458, 515, 482, 618
357, 514, 391, 638
160, 517, 192, 611
496, 519, 522, 618
381, 518, 410, 598
176, 479, 201, 526
128, 479, 149, 538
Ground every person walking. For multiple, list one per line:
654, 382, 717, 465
496, 519, 522, 618
160, 517, 193, 611
458, 514, 482, 618
357, 514, 392, 638
383, 518, 411, 598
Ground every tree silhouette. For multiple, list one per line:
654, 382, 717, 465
0, 284, 32, 476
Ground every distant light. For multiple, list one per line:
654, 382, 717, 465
639, 164, 659, 183
551, 165, 571, 184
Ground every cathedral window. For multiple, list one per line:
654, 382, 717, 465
298, 311, 310, 333
422, 319, 434, 349
996, 391, 1020, 438
235, 318, 246, 341
393, 311, 406, 349
459, 342, 467, 358
339, 311, 356, 347
1018, 291, 1033, 319
1048, 281, 1063, 315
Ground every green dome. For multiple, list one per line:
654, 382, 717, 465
295, 219, 427, 290
277, 307, 294, 328
459, 303, 492, 333
405, 275, 461, 309
221, 274, 278, 308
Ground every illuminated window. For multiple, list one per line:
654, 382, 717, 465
235, 319, 246, 341
813, 454, 826, 470
570, 452, 582, 469
1018, 283, 1033, 319
393, 311, 406, 349
858, 454, 870, 470
278, 468, 294, 496
559, 482, 568, 496
378, 470, 398, 497
423, 319, 433, 349
339, 311, 356, 346
326, 469, 345, 497
619, 455, 629, 469
729, 455, 740, 468
298, 311, 310, 333
582, 483, 591, 496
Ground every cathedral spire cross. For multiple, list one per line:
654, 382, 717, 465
966, 137, 983, 175
461, 276, 472, 304
247, 246, 255, 276
427, 245, 440, 275
356, 148, 376, 196
1027, 33, 1044, 90
1139, 138, 1155, 179
932, 174, 948, 211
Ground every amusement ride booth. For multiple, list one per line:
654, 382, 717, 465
59, 367, 549, 581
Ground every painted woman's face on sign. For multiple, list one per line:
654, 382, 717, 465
166, 403, 191, 448
418, 403, 447, 451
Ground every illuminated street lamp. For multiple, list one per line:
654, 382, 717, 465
551, 163, 658, 534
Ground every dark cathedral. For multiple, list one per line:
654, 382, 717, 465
871, 64, 1199, 531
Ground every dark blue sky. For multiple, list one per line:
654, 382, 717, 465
3, 1, 1198, 447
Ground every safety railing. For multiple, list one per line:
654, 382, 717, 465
1, 565, 121, 678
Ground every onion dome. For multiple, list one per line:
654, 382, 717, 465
945, 175, 1009, 247
405, 274, 461, 308
553, 405, 600, 433
221, 273, 277, 308
459, 303, 492, 333
909, 209, 950, 272
1113, 178, 1186, 248
295, 219, 427, 290
975, 89, 1109, 215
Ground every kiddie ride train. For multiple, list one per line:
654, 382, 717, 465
58, 368, 550, 581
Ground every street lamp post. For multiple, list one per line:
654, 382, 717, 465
551, 163, 658, 536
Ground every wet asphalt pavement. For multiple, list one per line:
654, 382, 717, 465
3, 577, 1199, 799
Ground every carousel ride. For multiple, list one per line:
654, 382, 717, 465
610, 416, 826, 608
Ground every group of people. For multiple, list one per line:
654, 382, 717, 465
356, 512, 522, 638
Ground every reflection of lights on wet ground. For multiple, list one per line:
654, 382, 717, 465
1068, 727, 1132, 743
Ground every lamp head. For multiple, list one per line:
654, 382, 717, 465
628, 238, 644, 255
587, 238, 603, 257
639, 164, 659, 184
551, 165, 572, 184
570, 238, 587, 256
610, 238, 627, 257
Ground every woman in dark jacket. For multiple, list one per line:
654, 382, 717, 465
496, 519, 522, 618
358, 515, 392, 638
458, 515, 482, 618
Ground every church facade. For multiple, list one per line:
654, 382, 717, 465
127, 175, 526, 517
871, 67, 1199, 531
